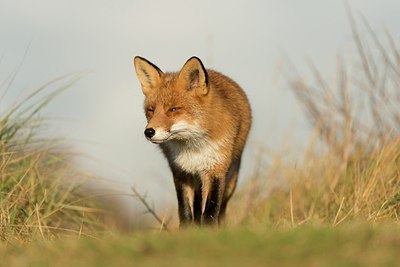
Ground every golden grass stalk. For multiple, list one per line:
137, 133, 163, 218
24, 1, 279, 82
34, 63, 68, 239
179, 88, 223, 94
0, 72, 105, 243
232, 9, 400, 228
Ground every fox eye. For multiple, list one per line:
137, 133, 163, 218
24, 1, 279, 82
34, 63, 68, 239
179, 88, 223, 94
147, 107, 154, 113
169, 107, 181, 112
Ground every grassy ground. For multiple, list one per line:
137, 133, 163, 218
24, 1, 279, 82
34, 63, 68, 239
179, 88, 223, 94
1, 224, 399, 267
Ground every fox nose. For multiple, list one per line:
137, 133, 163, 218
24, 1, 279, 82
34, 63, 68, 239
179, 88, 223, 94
144, 128, 156, 138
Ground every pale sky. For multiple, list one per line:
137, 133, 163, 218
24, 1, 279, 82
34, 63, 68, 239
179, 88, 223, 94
1, 0, 399, 220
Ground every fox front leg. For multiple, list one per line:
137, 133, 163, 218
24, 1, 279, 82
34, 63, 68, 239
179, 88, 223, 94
174, 177, 195, 227
201, 176, 225, 225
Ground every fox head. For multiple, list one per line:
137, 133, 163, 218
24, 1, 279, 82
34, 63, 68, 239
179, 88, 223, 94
134, 56, 210, 144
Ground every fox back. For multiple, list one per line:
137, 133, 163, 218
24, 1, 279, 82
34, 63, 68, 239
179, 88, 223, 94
134, 56, 251, 226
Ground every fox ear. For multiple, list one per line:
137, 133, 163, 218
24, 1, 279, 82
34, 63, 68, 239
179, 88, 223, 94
134, 56, 163, 96
178, 56, 208, 96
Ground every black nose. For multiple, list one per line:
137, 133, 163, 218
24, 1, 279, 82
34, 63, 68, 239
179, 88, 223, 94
144, 128, 155, 138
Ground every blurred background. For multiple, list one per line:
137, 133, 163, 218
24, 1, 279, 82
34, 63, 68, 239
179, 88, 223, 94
1, 0, 399, 225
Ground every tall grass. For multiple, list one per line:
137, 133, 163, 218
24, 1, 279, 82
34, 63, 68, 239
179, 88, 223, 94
0, 72, 105, 243
291, 6, 400, 158
233, 136, 399, 227
232, 9, 400, 227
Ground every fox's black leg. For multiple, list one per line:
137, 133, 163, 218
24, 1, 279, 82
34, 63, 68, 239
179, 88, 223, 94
193, 189, 202, 225
175, 185, 193, 226
173, 174, 195, 227
219, 159, 241, 224
202, 177, 225, 225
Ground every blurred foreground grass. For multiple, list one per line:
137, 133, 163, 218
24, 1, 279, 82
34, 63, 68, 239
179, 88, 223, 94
0, 73, 106, 243
1, 224, 399, 267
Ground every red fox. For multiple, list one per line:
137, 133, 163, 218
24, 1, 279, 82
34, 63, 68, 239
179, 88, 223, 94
133, 56, 251, 226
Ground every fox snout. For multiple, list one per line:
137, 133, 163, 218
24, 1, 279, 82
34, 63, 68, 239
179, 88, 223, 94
144, 121, 206, 144
144, 128, 155, 138
144, 127, 163, 143
143, 126, 171, 144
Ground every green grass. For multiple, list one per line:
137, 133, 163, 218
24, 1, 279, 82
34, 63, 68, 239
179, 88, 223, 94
1, 224, 399, 267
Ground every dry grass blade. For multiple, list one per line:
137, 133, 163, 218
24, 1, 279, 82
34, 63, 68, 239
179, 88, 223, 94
1, 69, 106, 243
232, 7, 400, 228
131, 187, 170, 232
290, 4, 400, 155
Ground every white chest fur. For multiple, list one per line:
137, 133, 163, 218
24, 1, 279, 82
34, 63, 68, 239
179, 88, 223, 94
165, 138, 224, 174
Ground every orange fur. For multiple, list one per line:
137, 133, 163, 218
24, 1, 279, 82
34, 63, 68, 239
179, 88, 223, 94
134, 56, 251, 226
